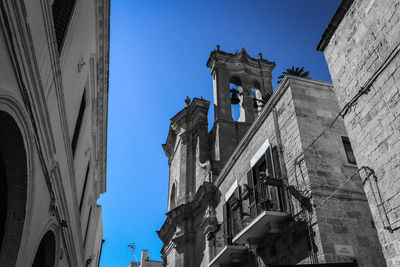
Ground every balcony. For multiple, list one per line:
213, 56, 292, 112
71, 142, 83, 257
232, 176, 290, 245
208, 223, 247, 267
232, 209, 288, 244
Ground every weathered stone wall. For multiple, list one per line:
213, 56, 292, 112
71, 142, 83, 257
213, 77, 384, 266
321, 0, 400, 266
291, 78, 385, 266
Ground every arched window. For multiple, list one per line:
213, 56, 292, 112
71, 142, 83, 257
170, 184, 176, 210
252, 81, 263, 114
229, 76, 245, 121
0, 111, 28, 265
32, 231, 56, 267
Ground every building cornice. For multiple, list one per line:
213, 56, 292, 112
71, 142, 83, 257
96, 0, 110, 195
206, 47, 275, 71
316, 0, 355, 52
157, 182, 216, 247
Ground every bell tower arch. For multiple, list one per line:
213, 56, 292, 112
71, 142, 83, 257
206, 47, 275, 170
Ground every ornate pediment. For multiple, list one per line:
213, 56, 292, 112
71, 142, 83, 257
206, 47, 275, 72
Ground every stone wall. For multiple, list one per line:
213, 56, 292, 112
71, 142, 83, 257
213, 77, 384, 266
320, 0, 400, 266
291, 78, 385, 266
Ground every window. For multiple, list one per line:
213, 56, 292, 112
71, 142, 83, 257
71, 91, 86, 156
342, 136, 356, 165
169, 184, 176, 210
79, 162, 90, 213
247, 145, 286, 216
83, 206, 92, 247
229, 76, 244, 121
52, 0, 77, 50
252, 81, 263, 114
224, 187, 242, 240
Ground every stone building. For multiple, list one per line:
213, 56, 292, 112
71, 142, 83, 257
158, 48, 386, 266
128, 250, 164, 267
317, 0, 400, 266
0, 0, 109, 266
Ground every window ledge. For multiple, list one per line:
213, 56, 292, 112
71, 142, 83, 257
343, 163, 357, 169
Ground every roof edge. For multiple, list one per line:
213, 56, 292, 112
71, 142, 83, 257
316, 0, 355, 52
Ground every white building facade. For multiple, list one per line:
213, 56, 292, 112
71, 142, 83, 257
0, 0, 110, 266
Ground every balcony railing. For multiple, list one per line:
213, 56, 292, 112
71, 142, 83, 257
251, 175, 287, 216
208, 176, 290, 265
208, 222, 247, 267
232, 176, 289, 244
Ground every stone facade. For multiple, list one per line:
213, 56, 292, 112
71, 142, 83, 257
128, 250, 164, 267
158, 48, 385, 266
317, 0, 400, 266
0, 0, 109, 266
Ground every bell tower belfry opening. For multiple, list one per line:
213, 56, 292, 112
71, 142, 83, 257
206, 46, 275, 169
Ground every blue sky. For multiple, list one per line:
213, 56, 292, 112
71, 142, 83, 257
99, 0, 341, 266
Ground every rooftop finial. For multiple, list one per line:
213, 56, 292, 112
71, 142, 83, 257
258, 53, 263, 60
185, 96, 191, 106
216, 45, 220, 51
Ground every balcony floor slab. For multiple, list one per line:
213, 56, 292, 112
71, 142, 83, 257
232, 210, 289, 245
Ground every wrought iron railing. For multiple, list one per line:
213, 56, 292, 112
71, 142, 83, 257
236, 176, 288, 237
208, 176, 288, 262
252, 176, 287, 215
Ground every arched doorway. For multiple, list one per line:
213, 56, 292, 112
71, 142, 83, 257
32, 231, 56, 267
0, 111, 28, 266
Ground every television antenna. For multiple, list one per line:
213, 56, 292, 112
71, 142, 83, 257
128, 242, 136, 263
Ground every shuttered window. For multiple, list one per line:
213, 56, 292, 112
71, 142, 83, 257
71, 91, 86, 156
222, 203, 230, 244
272, 146, 282, 178
52, 0, 77, 50
342, 136, 356, 165
246, 145, 286, 214
79, 162, 90, 213
83, 206, 92, 247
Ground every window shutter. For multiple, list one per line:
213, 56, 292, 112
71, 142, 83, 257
265, 146, 274, 178
247, 170, 254, 204
222, 203, 230, 244
272, 146, 282, 179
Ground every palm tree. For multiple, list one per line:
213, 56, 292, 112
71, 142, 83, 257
277, 66, 310, 84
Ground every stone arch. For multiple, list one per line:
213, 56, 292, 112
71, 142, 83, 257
0, 93, 35, 266
229, 76, 245, 121
32, 230, 56, 267
229, 76, 242, 87
252, 80, 264, 113
0, 110, 28, 266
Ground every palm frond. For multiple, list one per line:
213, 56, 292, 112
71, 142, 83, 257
277, 66, 311, 84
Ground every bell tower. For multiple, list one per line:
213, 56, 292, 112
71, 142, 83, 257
206, 46, 275, 170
